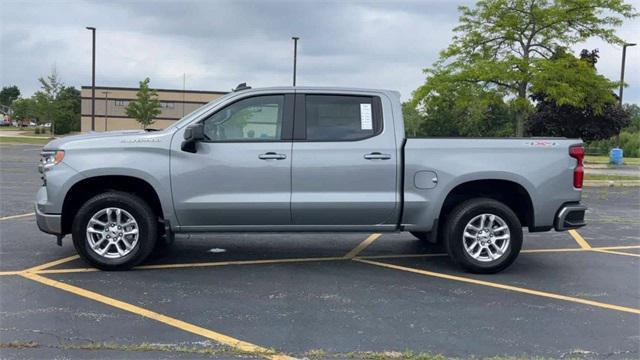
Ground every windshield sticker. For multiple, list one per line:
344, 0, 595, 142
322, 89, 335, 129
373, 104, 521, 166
360, 103, 373, 130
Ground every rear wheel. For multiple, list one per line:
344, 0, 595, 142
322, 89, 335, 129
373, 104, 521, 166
72, 191, 157, 270
444, 198, 522, 273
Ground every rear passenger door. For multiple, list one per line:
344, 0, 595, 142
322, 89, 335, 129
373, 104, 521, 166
291, 93, 398, 226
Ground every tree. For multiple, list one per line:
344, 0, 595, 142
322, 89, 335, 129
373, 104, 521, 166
413, 0, 637, 136
53, 87, 81, 134
0, 86, 20, 107
35, 69, 63, 135
526, 49, 631, 141
126, 78, 161, 129
402, 101, 423, 137
11, 98, 38, 123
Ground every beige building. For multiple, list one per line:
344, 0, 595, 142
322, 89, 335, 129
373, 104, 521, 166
81, 86, 227, 132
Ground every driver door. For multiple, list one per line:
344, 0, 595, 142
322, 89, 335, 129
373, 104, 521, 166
171, 93, 294, 228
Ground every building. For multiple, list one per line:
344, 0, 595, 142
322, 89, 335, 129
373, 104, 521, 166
80, 86, 227, 132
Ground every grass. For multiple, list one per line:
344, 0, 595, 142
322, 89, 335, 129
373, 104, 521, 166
585, 155, 640, 166
0, 136, 49, 145
0, 126, 27, 131
584, 173, 640, 181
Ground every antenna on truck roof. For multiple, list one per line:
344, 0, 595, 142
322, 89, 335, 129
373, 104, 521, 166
233, 83, 251, 92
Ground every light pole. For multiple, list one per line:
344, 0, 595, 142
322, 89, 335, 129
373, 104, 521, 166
102, 91, 110, 132
86, 26, 96, 131
291, 36, 299, 86
616, 42, 636, 147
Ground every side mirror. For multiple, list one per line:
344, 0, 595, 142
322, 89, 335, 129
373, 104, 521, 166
181, 123, 205, 153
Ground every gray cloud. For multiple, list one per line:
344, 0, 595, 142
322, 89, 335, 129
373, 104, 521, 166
1, 0, 638, 104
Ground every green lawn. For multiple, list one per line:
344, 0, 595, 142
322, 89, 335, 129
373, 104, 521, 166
585, 155, 640, 166
0, 136, 49, 145
584, 173, 640, 181
0, 126, 27, 131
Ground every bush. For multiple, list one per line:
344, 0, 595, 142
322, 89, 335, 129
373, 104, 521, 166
34, 127, 41, 135
586, 131, 640, 158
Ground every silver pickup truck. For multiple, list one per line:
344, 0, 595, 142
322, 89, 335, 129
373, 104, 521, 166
36, 85, 586, 273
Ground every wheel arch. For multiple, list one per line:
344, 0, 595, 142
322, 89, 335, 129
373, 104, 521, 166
61, 175, 164, 235
438, 178, 535, 232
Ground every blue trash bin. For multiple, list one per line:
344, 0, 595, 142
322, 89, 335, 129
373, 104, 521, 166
610, 148, 624, 165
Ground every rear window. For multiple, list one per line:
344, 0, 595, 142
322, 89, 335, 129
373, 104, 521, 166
305, 95, 381, 141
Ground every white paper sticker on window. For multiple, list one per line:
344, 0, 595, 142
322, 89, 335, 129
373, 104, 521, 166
360, 103, 373, 130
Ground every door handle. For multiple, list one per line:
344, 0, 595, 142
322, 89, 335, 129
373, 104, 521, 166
259, 152, 287, 160
364, 152, 391, 160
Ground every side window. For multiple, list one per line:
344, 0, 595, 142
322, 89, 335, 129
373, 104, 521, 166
202, 95, 284, 141
305, 95, 380, 141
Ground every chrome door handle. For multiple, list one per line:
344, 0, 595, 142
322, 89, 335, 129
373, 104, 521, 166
259, 152, 287, 160
364, 152, 391, 160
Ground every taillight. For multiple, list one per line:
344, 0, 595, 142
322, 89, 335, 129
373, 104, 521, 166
569, 145, 584, 188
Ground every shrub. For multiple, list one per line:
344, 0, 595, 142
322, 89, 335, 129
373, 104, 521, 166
586, 131, 640, 158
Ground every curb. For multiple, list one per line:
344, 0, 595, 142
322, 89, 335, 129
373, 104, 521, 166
584, 180, 640, 187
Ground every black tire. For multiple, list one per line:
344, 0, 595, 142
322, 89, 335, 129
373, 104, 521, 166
72, 191, 157, 270
444, 198, 522, 274
410, 231, 430, 242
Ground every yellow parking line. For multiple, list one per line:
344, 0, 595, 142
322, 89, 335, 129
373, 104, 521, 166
29, 245, 640, 275
20, 272, 294, 360
344, 233, 382, 258
569, 229, 592, 249
0, 271, 23, 276
0, 212, 35, 221
24, 255, 80, 273
354, 258, 640, 315
592, 249, 640, 258
37, 256, 346, 274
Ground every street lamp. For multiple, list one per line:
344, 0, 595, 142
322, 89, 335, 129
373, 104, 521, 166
619, 42, 636, 105
86, 26, 96, 131
291, 36, 299, 86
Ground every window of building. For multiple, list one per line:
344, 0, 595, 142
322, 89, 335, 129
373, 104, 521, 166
304, 95, 380, 141
114, 100, 129, 106
160, 102, 175, 109
202, 95, 284, 141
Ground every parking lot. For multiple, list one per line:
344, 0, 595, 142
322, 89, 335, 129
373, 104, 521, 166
1, 143, 639, 359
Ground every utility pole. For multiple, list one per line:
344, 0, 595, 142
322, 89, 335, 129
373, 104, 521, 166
291, 36, 299, 86
616, 42, 636, 146
102, 91, 111, 131
86, 27, 96, 131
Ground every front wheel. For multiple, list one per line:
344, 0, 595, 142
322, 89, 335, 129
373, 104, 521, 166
444, 198, 522, 274
72, 191, 157, 270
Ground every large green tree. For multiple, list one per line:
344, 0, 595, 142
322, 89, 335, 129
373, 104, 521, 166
413, 0, 637, 136
526, 49, 630, 141
53, 87, 81, 134
35, 69, 63, 135
11, 98, 38, 123
0, 85, 20, 107
126, 78, 161, 129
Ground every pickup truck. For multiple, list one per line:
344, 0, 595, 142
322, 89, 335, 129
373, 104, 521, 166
36, 85, 587, 273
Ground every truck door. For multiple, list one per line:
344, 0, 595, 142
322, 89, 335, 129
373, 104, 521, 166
171, 94, 294, 227
291, 93, 398, 226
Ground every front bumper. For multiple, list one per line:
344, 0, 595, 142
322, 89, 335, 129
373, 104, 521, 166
35, 205, 62, 235
554, 204, 587, 231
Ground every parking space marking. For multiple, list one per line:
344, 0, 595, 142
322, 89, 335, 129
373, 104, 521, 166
14, 244, 640, 275
569, 229, 592, 249
354, 258, 640, 315
24, 255, 80, 273
344, 233, 382, 258
592, 249, 640, 258
20, 272, 294, 360
0, 212, 35, 221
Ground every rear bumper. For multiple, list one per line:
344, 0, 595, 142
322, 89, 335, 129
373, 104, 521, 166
554, 204, 587, 231
35, 205, 62, 235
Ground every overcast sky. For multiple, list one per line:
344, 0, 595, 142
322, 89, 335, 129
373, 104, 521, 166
1, 0, 639, 103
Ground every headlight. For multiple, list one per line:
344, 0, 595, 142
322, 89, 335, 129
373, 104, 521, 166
39, 150, 65, 172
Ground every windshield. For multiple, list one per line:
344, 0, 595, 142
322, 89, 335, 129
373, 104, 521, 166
166, 92, 236, 130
